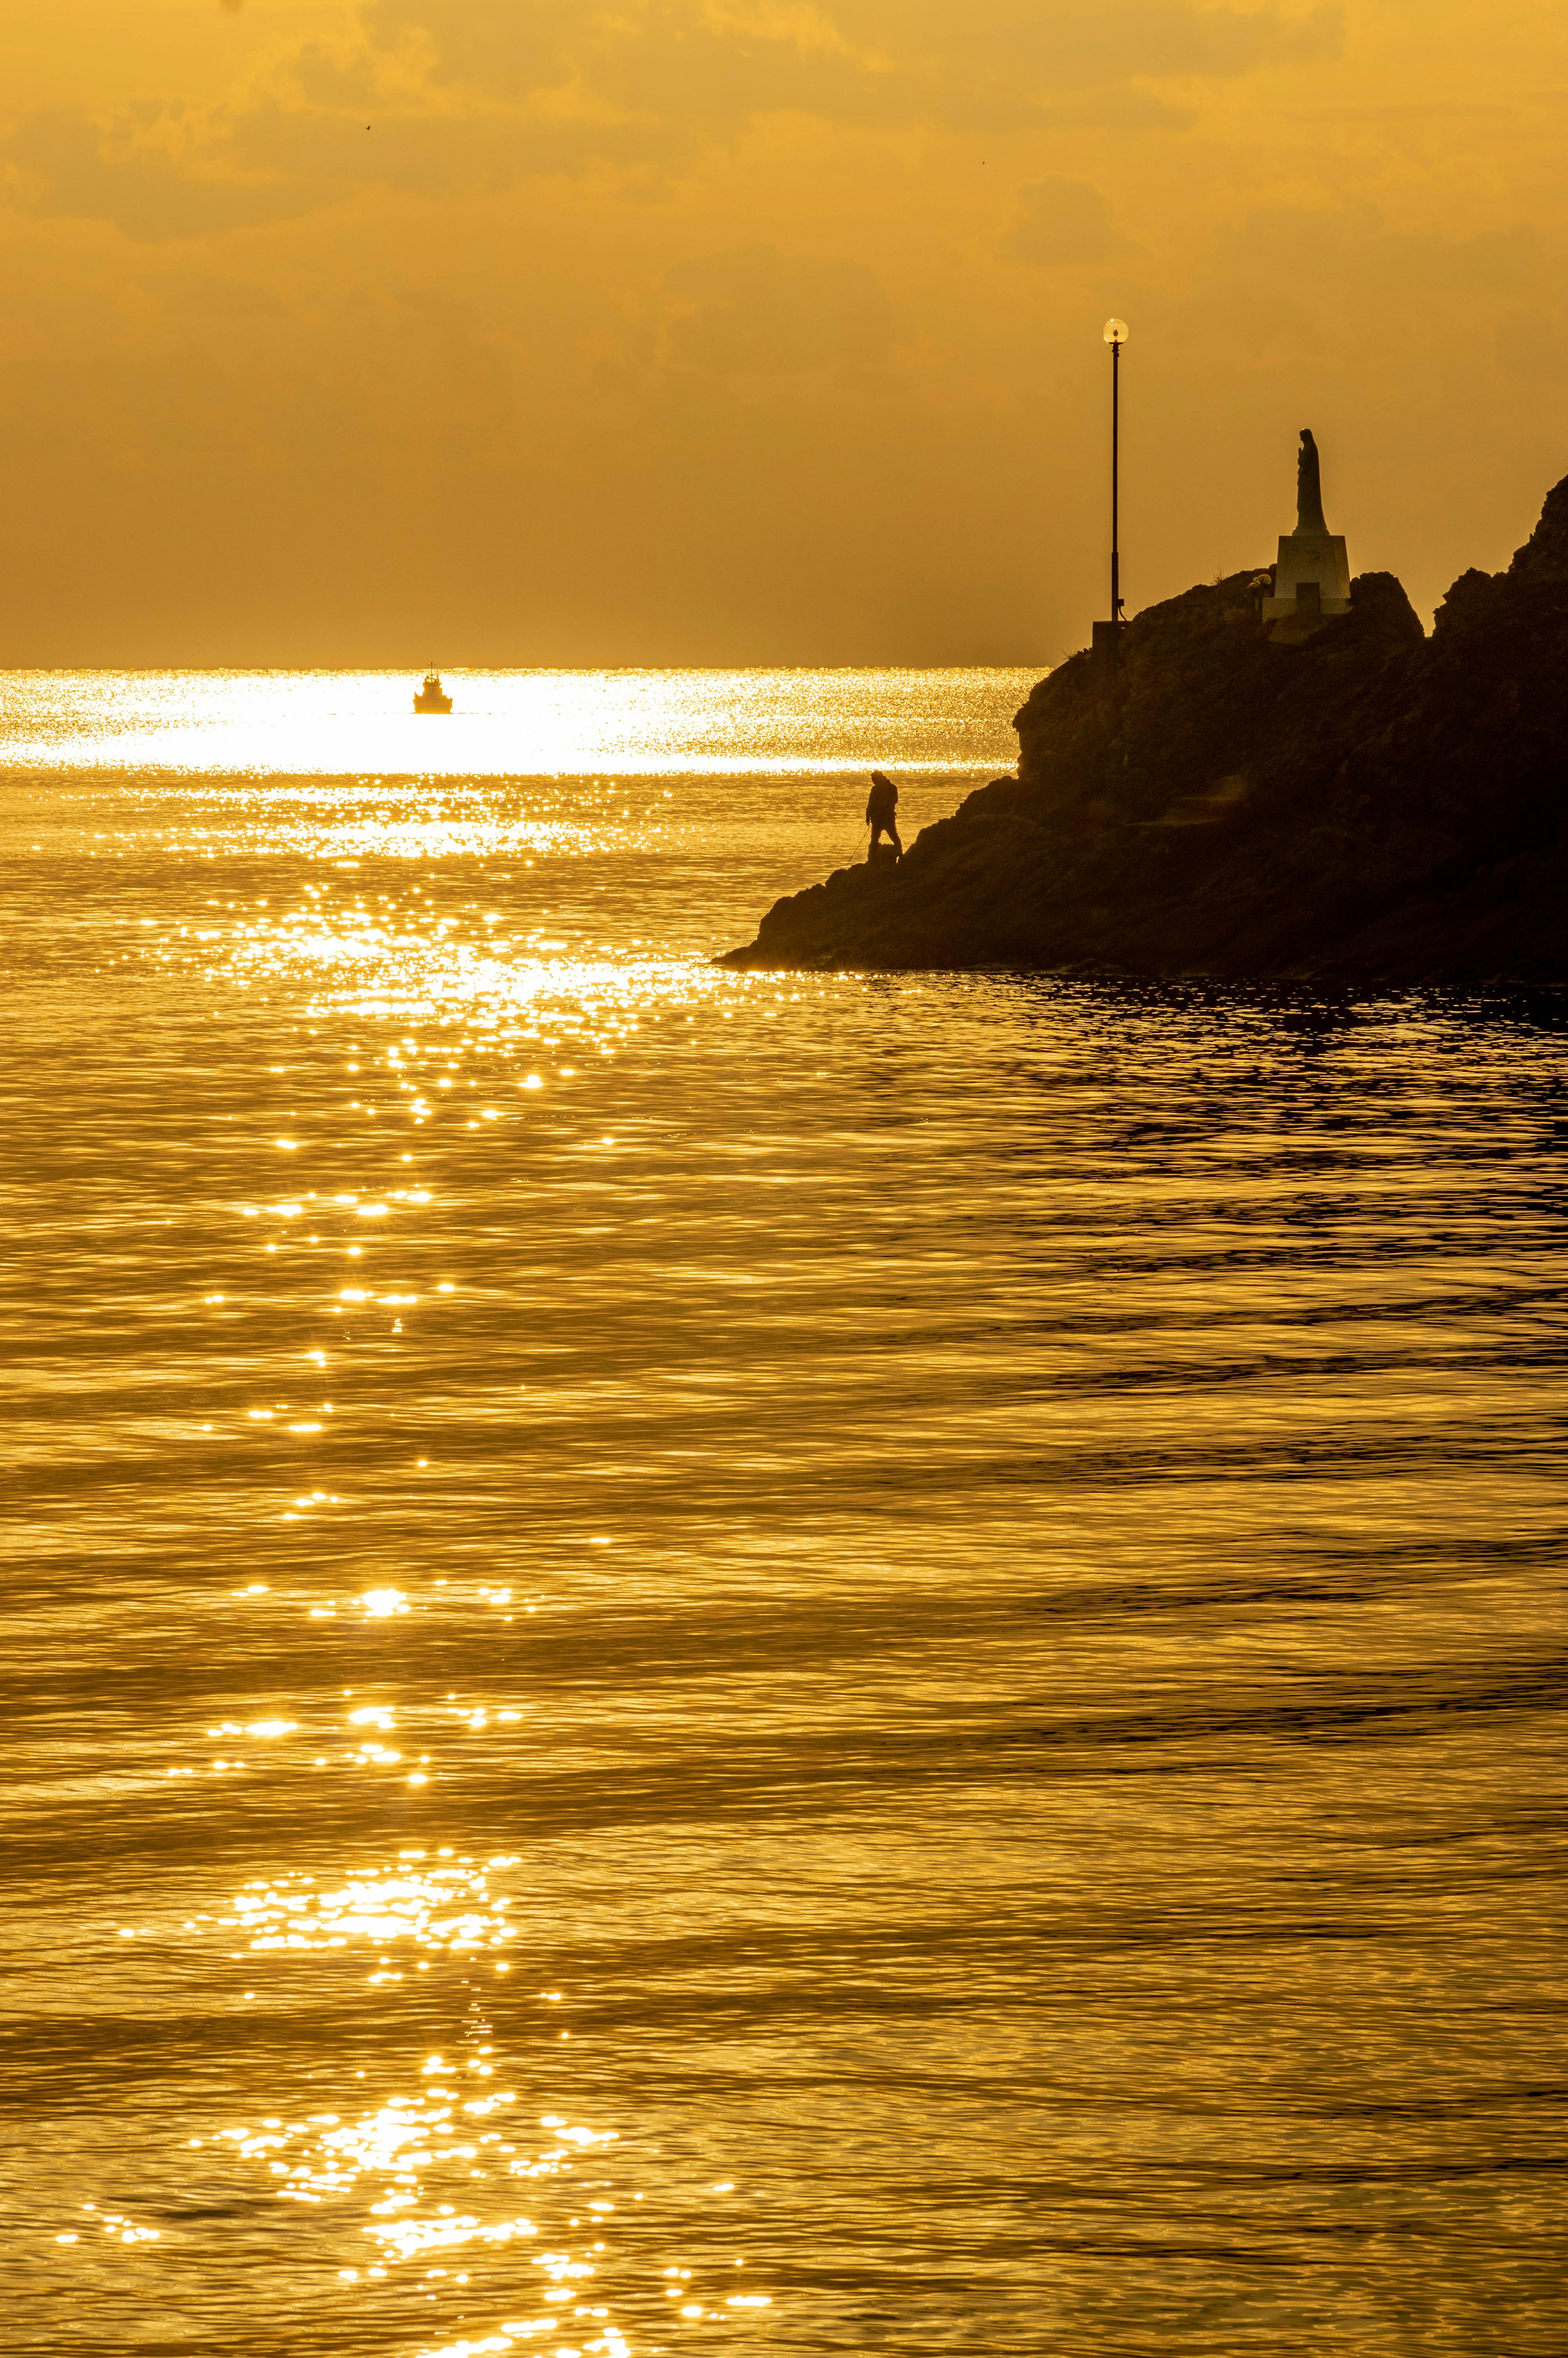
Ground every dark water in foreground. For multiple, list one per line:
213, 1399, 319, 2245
4, 670, 1566, 2357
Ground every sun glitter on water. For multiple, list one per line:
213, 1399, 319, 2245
215, 1854, 663, 2357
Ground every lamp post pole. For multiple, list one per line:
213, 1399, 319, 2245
1104, 318, 1129, 626
1091, 319, 1130, 669
1111, 333, 1122, 622
1098, 323, 1127, 632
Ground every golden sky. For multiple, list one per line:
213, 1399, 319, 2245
2, 0, 1564, 664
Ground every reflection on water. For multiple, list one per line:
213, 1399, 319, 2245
0, 666, 1023, 779
3, 670, 1567, 2355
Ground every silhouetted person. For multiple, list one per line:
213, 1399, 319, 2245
866, 769, 902, 857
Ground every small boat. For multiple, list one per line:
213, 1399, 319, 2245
414, 670, 452, 714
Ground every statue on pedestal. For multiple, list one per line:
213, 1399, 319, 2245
1261, 426, 1350, 625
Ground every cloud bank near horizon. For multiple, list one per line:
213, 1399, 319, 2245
0, 0, 1560, 664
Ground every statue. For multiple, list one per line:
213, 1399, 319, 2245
1261, 425, 1350, 624
1296, 429, 1328, 536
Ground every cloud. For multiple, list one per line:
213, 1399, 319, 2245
1196, 202, 1546, 357
1218, 200, 1539, 290
1495, 306, 1565, 383
664, 245, 906, 375
1002, 177, 1131, 268
363, 0, 1345, 134
0, 80, 666, 245
842, 0, 1343, 95
167, 272, 287, 318
0, 1, 1348, 245
2, 108, 321, 241
361, 0, 580, 93
0, 0, 1562, 666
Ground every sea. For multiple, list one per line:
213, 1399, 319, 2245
4, 668, 1566, 2358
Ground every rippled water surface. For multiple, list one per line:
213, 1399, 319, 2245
4, 668, 1566, 2358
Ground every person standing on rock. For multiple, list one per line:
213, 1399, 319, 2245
866, 770, 902, 858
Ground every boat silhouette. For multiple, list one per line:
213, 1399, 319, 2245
414, 670, 452, 714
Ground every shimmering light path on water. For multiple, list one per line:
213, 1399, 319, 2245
3, 669, 1566, 2357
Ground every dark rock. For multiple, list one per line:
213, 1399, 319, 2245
1510, 472, 1568, 579
723, 472, 1568, 982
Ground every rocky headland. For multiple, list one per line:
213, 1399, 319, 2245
723, 473, 1568, 981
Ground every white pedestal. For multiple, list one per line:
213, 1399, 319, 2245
1262, 532, 1350, 621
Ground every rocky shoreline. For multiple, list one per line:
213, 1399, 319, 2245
722, 474, 1568, 982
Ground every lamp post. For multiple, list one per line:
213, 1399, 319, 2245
1104, 317, 1129, 625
